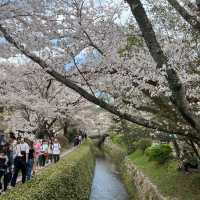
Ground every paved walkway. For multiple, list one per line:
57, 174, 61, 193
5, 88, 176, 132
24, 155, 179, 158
15, 146, 76, 185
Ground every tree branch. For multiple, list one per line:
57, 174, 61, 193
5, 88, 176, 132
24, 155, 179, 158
166, 0, 200, 30
82, 29, 104, 56
47, 117, 57, 129
0, 23, 194, 138
70, 52, 96, 97
126, 0, 200, 134
45, 79, 53, 98
197, 0, 200, 11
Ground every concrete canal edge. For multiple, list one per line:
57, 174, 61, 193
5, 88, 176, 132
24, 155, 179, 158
103, 139, 177, 200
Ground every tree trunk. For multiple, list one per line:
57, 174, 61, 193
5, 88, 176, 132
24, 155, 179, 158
120, 119, 134, 153
172, 140, 181, 158
126, 0, 200, 135
63, 121, 68, 138
197, 0, 200, 11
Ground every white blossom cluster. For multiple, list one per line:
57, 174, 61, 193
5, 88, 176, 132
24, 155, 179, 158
0, 0, 200, 135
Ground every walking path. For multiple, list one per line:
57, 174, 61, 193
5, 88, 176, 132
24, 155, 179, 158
15, 146, 76, 185
60, 147, 75, 158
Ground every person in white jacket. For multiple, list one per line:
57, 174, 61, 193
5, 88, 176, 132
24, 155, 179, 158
52, 139, 61, 163
11, 137, 29, 187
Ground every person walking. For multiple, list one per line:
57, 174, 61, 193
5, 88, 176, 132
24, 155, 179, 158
84, 131, 87, 140
40, 140, 48, 167
47, 140, 53, 164
0, 133, 6, 146
8, 132, 17, 171
11, 138, 28, 187
20, 138, 29, 162
4, 142, 13, 187
73, 136, 79, 147
34, 139, 41, 170
26, 141, 35, 180
52, 139, 61, 163
0, 148, 9, 193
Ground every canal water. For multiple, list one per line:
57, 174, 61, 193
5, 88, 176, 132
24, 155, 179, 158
89, 158, 129, 200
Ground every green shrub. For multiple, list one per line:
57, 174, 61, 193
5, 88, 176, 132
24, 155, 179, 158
111, 134, 125, 145
2, 142, 95, 200
135, 139, 152, 153
145, 144, 172, 164
131, 141, 138, 152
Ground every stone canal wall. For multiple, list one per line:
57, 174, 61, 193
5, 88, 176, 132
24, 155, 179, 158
104, 139, 173, 200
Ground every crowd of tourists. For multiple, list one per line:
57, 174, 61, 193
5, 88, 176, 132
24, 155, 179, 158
73, 130, 87, 147
0, 131, 61, 194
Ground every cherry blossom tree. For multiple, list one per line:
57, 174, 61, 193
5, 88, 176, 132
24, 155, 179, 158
0, 0, 200, 147
0, 61, 85, 137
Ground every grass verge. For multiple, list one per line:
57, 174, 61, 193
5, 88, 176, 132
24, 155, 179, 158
129, 150, 200, 200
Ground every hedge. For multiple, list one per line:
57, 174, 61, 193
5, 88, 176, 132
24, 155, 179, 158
2, 142, 95, 200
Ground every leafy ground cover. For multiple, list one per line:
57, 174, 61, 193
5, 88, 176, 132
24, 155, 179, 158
129, 150, 200, 200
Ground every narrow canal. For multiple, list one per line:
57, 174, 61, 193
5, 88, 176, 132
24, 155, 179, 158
89, 158, 129, 200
